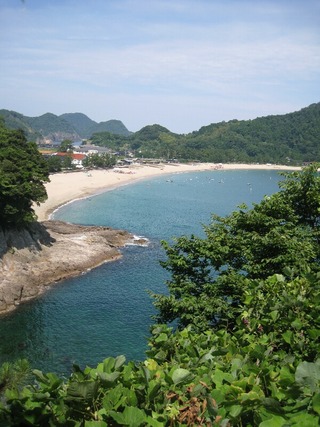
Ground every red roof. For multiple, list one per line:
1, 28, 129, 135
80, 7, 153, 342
55, 152, 86, 160
72, 153, 86, 161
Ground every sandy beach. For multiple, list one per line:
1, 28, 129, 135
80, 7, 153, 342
34, 163, 300, 221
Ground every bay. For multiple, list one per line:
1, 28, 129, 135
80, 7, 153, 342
0, 169, 282, 374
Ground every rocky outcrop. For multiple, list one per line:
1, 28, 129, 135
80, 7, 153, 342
0, 221, 146, 315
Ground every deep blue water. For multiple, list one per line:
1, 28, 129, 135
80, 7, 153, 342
0, 169, 282, 374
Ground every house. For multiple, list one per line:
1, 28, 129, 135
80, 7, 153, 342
74, 145, 112, 155
52, 152, 86, 168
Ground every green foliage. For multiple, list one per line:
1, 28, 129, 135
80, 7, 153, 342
0, 109, 42, 141
89, 132, 127, 152
46, 155, 64, 173
0, 110, 131, 142
62, 155, 75, 170
1, 289, 320, 427
82, 153, 116, 169
2, 103, 320, 162
239, 272, 320, 361
60, 113, 97, 137
27, 113, 77, 136
87, 120, 132, 138
278, 163, 320, 228
152, 164, 320, 330
184, 102, 320, 163
89, 103, 320, 163
0, 359, 31, 394
59, 139, 74, 153
0, 120, 49, 227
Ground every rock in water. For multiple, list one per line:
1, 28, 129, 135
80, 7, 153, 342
0, 221, 146, 315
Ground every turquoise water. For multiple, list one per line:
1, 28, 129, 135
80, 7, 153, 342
0, 170, 282, 374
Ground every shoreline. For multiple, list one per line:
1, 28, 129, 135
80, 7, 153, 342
1, 162, 300, 316
34, 163, 301, 221
0, 221, 143, 316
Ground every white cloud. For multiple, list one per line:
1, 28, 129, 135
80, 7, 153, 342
0, 0, 319, 132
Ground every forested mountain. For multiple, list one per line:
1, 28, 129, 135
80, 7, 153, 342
0, 110, 42, 142
185, 102, 320, 163
0, 110, 131, 142
1, 103, 319, 164
90, 103, 320, 164
133, 124, 173, 140
27, 113, 79, 142
59, 113, 96, 137
60, 113, 131, 138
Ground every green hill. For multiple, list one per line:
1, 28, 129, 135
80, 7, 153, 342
0, 110, 131, 142
1, 103, 319, 164
26, 113, 79, 142
87, 119, 132, 137
59, 112, 96, 137
133, 124, 173, 140
60, 113, 131, 138
89, 103, 320, 164
184, 102, 320, 163
0, 109, 42, 141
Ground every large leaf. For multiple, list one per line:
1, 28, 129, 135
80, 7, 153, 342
109, 406, 146, 426
97, 371, 120, 385
289, 412, 320, 426
115, 355, 126, 370
229, 404, 242, 418
261, 397, 284, 415
103, 357, 115, 373
66, 380, 99, 402
312, 392, 320, 415
259, 415, 286, 427
171, 368, 192, 385
84, 421, 108, 427
148, 380, 162, 401
295, 360, 320, 393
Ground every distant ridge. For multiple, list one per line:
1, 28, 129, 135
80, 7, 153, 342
89, 103, 320, 165
0, 103, 319, 165
59, 113, 97, 137
0, 110, 131, 142
60, 113, 132, 138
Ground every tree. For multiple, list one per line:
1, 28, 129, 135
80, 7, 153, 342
82, 153, 116, 169
0, 359, 30, 395
0, 120, 49, 227
59, 139, 73, 153
152, 164, 320, 330
159, 132, 177, 159
46, 155, 63, 173
278, 163, 320, 228
61, 153, 74, 170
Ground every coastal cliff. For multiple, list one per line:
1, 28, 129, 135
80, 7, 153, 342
0, 221, 145, 315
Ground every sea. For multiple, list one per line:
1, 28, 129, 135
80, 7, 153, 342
0, 169, 284, 375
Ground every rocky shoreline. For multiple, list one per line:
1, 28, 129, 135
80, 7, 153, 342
0, 220, 147, 315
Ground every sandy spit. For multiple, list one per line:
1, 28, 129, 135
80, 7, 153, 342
34, 163, 300, 222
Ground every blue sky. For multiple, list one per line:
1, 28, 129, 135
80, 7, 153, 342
0, 0, 319, 133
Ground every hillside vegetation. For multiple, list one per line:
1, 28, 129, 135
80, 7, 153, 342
93, 103, 320, 164
0, 119, 49, 227
1, 103, 319, 164
0, 110, 131, 142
